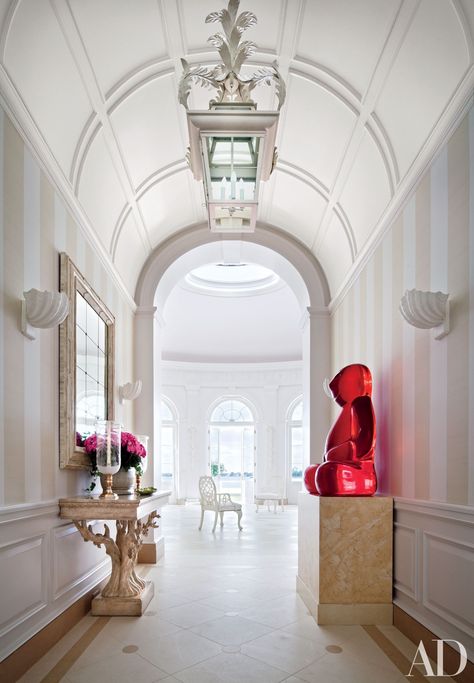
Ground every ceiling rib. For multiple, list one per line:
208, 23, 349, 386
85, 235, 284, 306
312, 0, 421, 255
50, 0, 152, 255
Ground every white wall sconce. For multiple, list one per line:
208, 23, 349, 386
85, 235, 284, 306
119, 380, 142, 404
399, 289, 450, 340
21, 288, 69, 340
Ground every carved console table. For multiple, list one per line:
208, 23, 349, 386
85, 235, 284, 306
59, 491, 170, 616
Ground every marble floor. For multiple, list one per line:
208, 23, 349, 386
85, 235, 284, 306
19, 504, 447, 682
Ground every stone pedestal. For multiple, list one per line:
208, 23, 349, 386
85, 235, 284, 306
297, 491, 393, 625
92, 581, 154, 616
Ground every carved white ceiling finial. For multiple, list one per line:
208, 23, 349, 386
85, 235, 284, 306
21, 288, 69, 340
399, 289, 450, 340
119, 380, 143, 404
178, 0, 286, 111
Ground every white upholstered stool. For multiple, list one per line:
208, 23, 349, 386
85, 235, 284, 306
255, 493, 285, 513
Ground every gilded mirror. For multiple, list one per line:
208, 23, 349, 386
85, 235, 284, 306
59, 253, 115, 469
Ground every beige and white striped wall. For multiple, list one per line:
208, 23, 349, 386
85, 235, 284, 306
331, 106, 474, 507
0, 104, 136, 661
330, 105, 474, 659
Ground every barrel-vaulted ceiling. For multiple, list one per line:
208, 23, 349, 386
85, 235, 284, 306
1, 0, 473, 302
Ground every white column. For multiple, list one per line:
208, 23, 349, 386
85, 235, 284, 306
134, 306, 166, 561
134, 306, 164, 489
302, 307, 331, 467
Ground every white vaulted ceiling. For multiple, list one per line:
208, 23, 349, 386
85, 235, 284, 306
0, 0, 473, 301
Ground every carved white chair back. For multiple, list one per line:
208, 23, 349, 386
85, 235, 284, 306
199, 475, 218, 509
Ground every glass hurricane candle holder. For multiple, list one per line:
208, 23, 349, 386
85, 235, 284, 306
95, 420, 121, 500
134, 434, 149, 493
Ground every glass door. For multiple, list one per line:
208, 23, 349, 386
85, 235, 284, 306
209, 424, 255, 502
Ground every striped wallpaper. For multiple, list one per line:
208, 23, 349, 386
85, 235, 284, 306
0, 105, 135, 506
331, 105, 474, 506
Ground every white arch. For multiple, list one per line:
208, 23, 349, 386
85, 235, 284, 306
135, 222, 330, 310
134, 222, 331, 489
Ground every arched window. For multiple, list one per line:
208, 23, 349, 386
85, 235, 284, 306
210, 399, 254, 423
287, 397, 303, 481
161, 396, 178, 493
209, 398, 255, 503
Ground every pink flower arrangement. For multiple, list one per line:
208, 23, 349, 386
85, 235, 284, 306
84, 431, 147, 472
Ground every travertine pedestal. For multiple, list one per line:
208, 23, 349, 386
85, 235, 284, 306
297, 492, 393, 625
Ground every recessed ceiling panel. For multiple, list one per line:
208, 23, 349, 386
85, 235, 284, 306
279, 75, 356, 190
138, 171, 197, 247
296, 0, 399, 97
179, 0, 284, 54
69, 0, 168, 95
266, 169, 327, 247
315, 213, 353, 297
3, 0, 91, 174
110, 76, 185, 191
375, 0, 469, 178
338, 129, 391, 250
113, 212, 148, 296
77, 129, 128, 250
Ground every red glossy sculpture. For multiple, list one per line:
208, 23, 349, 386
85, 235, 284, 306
315, 364, 377, 496
303, 464, 318, 495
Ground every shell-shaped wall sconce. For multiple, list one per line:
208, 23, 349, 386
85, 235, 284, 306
21, 288, 69, 340
119, 380, 142, 403
399, 289, 450, 340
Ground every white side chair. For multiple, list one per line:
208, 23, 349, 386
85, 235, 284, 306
198, 476, 243, 533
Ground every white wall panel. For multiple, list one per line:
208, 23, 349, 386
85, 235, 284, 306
53, 523, 108, 600
0, 534, 46, 635
0, 504, 110, 662
394, 499, 474, 661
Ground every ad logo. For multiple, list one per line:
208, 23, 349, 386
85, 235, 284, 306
407, 639, 467, 677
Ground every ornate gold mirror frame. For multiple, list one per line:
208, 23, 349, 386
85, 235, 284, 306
59, 253, 115, 469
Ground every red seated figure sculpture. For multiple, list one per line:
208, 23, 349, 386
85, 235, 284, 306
315, 363, 377, 496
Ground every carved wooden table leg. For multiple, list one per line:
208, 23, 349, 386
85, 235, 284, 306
75, 511, 159, 616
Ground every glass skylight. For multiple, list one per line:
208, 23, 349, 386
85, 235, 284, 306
184, 262, 280, 294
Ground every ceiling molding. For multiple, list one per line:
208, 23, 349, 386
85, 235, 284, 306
329, 73, 474, 315
0, 0, 20, 63
106, 65, 176, 116
451, 0, 474, 63
135, 160, 189, 199
0, 68, 137, 312
368, 112, 400, 187
72, 117, 101, 192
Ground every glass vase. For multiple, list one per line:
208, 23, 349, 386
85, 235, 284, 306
95, 420, 121, 499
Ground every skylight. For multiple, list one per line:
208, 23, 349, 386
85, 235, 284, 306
184, 262, 280, 295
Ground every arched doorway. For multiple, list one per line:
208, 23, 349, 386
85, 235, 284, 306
133, 223, 331, 490
208, 397, 256, 505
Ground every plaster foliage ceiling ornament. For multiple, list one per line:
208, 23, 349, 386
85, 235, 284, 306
178, 0, 286, 233
399, 289, 450, 340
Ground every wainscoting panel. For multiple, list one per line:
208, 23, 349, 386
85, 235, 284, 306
394, 498, 474, 661
0, 534, 47, 636
53, 522, 108, 600
393, 523, 419, 601
0, 502, 110, 662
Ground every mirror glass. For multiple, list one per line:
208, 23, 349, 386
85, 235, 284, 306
59, 253, 115, 469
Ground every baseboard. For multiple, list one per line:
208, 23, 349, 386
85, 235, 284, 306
0, 580, 105, 683
394, 606, 474, 682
